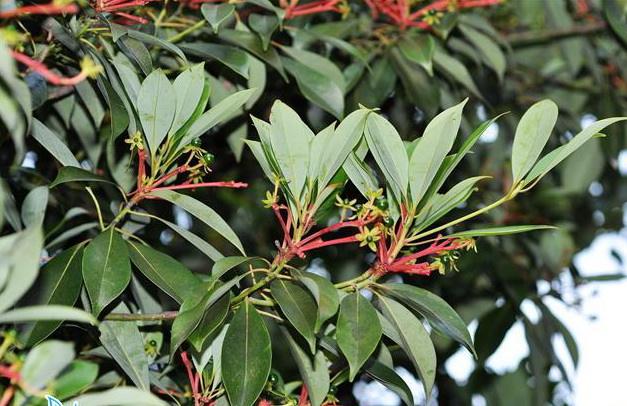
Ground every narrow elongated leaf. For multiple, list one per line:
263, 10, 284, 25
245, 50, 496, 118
336, 293, 382, 381
219, 29, 286, 78
249, 14, 279, 50
364, 360, 414, 406
51, 360, 99, 399
270, 280, 317, 352
459, 24, 506, 80
511, 100, 558, 183
222, 301, 272, 406
31, 119, 81, 167
408, 99, 467, 205
171, 64, 207, 134
292, 269, 339, 332
269, 100, 313, 198
343, 152, 379, 198
21, 340, 75, 390
127, 241, 202, 304
377, 296, 436, 399
180, 43, 250, 79
71, 387, 167, 405
281, 46, 345, 92
182, 88, 255, 145
201, 3, 235, 33
365, 113, 409, 200
82, 227, 132, 316
99, 303, 150, 391
0, 305, 97, 325
398, 34, 434, 75
137, 70, 175, 153
21, 245, 84, 345
383, 283, 475, 356
433, 48, 481, 98
525, 117, 627, 183
212, 256, 251, 279
449, 225, 555, 238
21, 186, 48, 228
155, 217, 224, 261
282, 327, 330, 406
50, 167, 114, 188
188, 290, 230, 351
150, 190, 245, 255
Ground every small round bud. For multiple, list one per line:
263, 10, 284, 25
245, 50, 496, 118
328, 385, 338, 395
383, 217, 394, 228
268, 371, 279, 385
202, 152, 215, 166
191, 138, 202, 147
375, 196, 389, 210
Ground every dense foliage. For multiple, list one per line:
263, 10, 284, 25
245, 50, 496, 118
0, 0, 626, 405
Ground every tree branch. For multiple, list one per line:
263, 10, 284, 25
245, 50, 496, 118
104, 311, 178, 321
505, 20, 607, 47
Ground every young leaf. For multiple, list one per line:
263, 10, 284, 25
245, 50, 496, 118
137, 69, 175, 154
20, 244, 84, 345
99, 302, 150, 391
269, 100, 313, 199
127, 241, 202, 304
281, 327, 330, 406
82, 227, 132, 316
336, 293, 382, 381
408, 99, 467, 206
524, 117, 627, 183
382, 283, 475, 357
365, 113, 409, 201
222, 300, 272, 406
270, 279, 317, 352
150, 190, 245, 255
511, 100, 558, 183
171, 64, 207, 135
449, 225, 555, 238
377, 296, 436, 399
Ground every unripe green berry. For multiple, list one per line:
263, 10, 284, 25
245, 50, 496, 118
383, 217, 394, 228
375, 196, 388, 210
191, 138, 202, 147
202, 152, 215, 166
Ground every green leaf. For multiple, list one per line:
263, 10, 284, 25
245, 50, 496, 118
433, 48, 481, 98
127, 241, 202, 304
202, 3, 235, 33
390, 47, 440, 118
183, 88, 256, 145
21, 340, 75, 390
398, 34, 434, 75
0, 305, 97, 325
171, 63, 208, 135
281, 46, 346, 93
383, 283, 475, 357
281, 327, 330, 406
71, 387, 167, 405
377, 296, 436, 399
336, 293, 382, 381
219, 28, 286, 79
99, 302, 151, 391
154, 217, 224, 261
82, 227, 132, 316
364, 360, 414, 406
282, 57, 344, 119
365, 113, 409, 201
50, 167, 113, 188
408, 99, 467, 205
222, 300, 272, 406
474, 304, 516, 362
343, 152, 379, 198
270, 279, 317, 352
51, 360, 99, 399
449, 225, 556, 238
180, 43, 250, 79
511, 99, 558, 183
150, 190, 245, 255
604, 0, 627, 46
292, 269, 339, 332
31, 119, 81, 167
525, 117, 627, 183
268, 100, 313, 199
319, 108, 371, 188
212, 256, 252, 279
188, 289, 230, 351
20, 245, 84, 345
21, 186, 48, 228
459, 24, 506, 80
249, 14, 279, 50
137, 69, 175, 154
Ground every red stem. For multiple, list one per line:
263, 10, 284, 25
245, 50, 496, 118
300, 235, 358, 252
149, 181, 248, 192
0, 3, 79, 18
11, 51, 88, 86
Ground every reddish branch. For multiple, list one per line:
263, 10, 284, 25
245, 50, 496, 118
11, 51, 96, 86
376, 236, 461, 275
281, 0, 345, 19
0, 3, 79, 18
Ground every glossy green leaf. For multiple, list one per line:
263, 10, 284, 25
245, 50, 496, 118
201, 3, 235, 33
154, 217, 224, 261
459, 24, 506, 80
82, 227, 132, 316
336, 293, 382, 381
31, 119, 81, 167
390, 47, 440, 118
21, 186, 48, 228
377, 296, 436, 398
408, 99, 467, 205
99, 302, 150, 391
51, 360, 99, 399
21, 340, 75, 390
212, 256, 251, 279
71, 387, 168, 405
137, 69, 175, 153
364, 360, 414, 406
180, 43, 250, 79
222, 300, 272, 406
281, 46, 346, 93
150, 190, 245, 255
383, 283, 475, 356
474, 304, 516, 362
50, 167, 113, 188
292, 269, 339, 332
270, 279, 317, 352
127, 241, 202, 304
188, 290, 230, 351
219, 28, 286, 79
171, 63, 207, 134
450, 225, 555, 238
525, 117, 627, 183
0, 305, 97, 325
398, 34, 434, 75
365, 113, 409, 201
511, 99, 558, 183
343, 152, 379, 198
433, 48, 481, 98
282, 327, 330, 406
20, 245, 84, 345
249, 14, 279, 50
